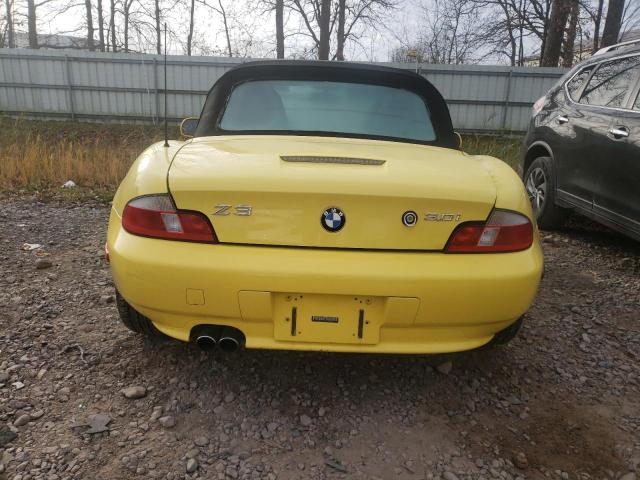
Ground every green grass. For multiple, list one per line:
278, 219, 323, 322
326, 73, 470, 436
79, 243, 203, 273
0, 117, 523, 201
461, 134, 522, 168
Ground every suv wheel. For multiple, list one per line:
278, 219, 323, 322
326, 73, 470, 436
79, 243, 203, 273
524, 156, 564, 230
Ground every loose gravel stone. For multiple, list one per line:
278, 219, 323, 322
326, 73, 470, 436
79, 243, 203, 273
186, 458, 198, 473
158, 416, 175, 428
35, 259, 53, 269
437, 361, 453, 375
300, 414, 312, 427
13, 414, 30, 427
121, 386, 147, 399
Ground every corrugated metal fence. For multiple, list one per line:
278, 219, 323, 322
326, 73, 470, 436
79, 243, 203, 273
0, 48, 568, 132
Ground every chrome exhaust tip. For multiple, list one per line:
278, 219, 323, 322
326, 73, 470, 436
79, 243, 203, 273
218, 336, 239, 353
195, 335, 217, 351
218, 327, 244, 353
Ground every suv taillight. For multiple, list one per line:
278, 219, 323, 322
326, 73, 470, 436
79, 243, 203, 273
532, 96, 546, 116
122, 194, 217, 243
445, 210, 533, 253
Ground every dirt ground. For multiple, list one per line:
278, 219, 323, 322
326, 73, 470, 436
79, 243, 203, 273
0, 197, 638, 480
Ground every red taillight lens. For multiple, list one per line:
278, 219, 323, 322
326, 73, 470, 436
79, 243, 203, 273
122, 195, 217, 243
445, 210, 533, 253
532, 96, 546, 116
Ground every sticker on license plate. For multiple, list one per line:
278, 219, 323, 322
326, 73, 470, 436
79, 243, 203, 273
311, 315, 339, 323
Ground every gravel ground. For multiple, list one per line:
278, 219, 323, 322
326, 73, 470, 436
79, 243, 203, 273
0, 197, 638, 480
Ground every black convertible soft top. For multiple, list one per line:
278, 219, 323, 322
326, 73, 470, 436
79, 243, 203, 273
194, 60, 458, 149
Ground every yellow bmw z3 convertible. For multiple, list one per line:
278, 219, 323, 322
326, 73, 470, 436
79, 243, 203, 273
107, 61, 543, 354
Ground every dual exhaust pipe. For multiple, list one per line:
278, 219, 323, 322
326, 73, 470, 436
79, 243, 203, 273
193, 326, 244, 353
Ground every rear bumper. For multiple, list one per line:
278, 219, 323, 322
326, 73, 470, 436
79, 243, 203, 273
107, 210, 543, 354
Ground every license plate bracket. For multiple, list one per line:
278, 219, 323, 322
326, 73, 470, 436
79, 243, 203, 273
273, 293, 383, 345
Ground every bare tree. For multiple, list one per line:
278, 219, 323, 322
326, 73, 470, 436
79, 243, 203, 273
291, 0, 396, 60
97, 0, 105, 50
602, 0, 625, 46
4, 0, 15, 47
154, 0, 161, 53
591, 0, 604, 51
122, 0, 135, 52
217, 0, 232, 56
276, 0, 284, 57
393, 0, 492, 64
621, 0, 640, 37
335, 0, 345, 60
85, 0, 95, 49
541, 0, 571, 66
317, 0, 330, 59
196, 0, 232, 56
187, 0, 195, 54
27, 0, 37, 47
561, 0, 578, 66
110, 0, 118, 50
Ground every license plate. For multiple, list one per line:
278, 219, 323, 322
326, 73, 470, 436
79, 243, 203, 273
273, 293, 384, 344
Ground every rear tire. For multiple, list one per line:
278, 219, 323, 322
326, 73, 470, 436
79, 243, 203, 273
524, 156, 565, 230
116, 291, 162, 337
492, 316, 524, 346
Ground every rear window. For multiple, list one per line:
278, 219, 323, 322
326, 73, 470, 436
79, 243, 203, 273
219, 80, 436, 142
580, 56, 640, 108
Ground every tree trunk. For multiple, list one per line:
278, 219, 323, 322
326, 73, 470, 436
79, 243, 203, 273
5, 0, 15, 48
85, 0, 95, 50
498, 0, 517, 66
97, 0, 105, 51
217, 0, 232, 57
541, 0, 571, 66
336, 0, 345, 60
27, 0, 38, 48
110, 0, 117, 51
155, 0, 161, 54
561, 0, 579, 67
538, 0, 551, 65
601, 0, 625, 47
123, 1, 129, 52
592, 0, 604, 51
275, 0, 284, 58
318, 0, 331, 60
187, 0, 195, 55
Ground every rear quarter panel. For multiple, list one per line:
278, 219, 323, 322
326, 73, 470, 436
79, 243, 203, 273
111, 141, 187, 215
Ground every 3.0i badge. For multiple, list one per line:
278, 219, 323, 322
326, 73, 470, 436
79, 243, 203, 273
321, 207, 345, 232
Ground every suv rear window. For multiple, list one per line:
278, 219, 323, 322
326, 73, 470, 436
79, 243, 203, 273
219, 80, 436, 142
580, 56, 640, 108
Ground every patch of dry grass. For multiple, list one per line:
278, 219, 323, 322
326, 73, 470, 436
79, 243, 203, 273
0, 118, 173, 200
0, 117, 523, 201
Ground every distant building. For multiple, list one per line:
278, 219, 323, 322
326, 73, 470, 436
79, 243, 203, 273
523, 29, 640, 67
13, 31, 92, 50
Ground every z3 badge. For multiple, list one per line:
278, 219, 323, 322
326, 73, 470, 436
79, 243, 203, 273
213, 204, 253, 216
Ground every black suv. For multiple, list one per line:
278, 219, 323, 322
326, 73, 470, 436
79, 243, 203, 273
522, 40, 640, 242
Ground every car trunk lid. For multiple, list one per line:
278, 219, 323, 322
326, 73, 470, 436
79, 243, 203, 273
168, 136, 496, 250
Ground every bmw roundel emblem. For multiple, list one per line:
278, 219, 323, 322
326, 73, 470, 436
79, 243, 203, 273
321, 207, 345, 232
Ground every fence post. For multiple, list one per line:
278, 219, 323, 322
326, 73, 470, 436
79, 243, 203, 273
501, 68, 514, 132
64, 55, 76, 121
153, 58, 159, 125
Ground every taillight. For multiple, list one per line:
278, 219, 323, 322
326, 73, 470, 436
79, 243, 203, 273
122, 195, 217, 243
445, 210, 533, 253
532, 96, 546, 116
